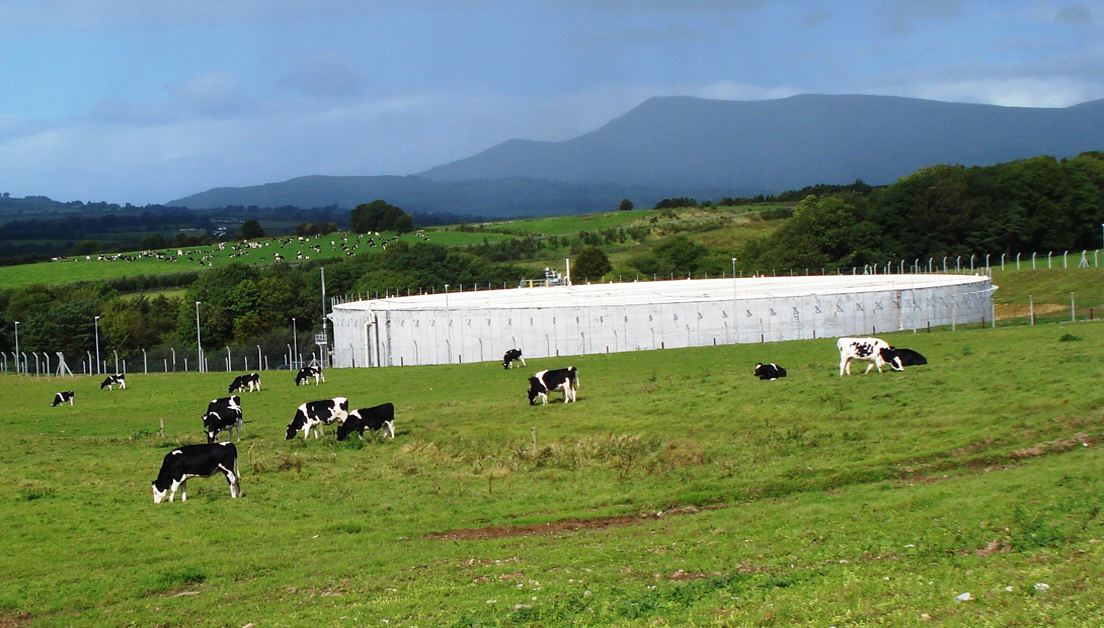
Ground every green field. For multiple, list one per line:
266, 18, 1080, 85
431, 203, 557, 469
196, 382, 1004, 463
0, 229, 515, 290
2, 321, 1103, 626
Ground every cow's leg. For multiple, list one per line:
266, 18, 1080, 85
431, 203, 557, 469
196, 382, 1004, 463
179, 480, 187, 502
839, 357, 848, 377
386, 421, 395, 439
520, 357, 526, 367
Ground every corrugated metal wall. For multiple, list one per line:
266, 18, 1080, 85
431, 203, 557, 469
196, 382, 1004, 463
329, 276, 995, 368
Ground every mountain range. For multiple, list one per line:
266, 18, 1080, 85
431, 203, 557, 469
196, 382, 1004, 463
170, 94, 1104, 218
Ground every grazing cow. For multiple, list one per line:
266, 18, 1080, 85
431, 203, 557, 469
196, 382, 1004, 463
753, 363, 787, 380
52, 391, 75, 407
337, 403, 396, 441
502, 349, 526, 369
528, 367, 579, 405
837, 337, 900, 376
202, 396, 243, 443
100, 374, 126, 390
880, 348, 928, 371
295, 365, 325, 386
228, 372, 261, 393
151, 443, 241, 503
285, 397, 349, 440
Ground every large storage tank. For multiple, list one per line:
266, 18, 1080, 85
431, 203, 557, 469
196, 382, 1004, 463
328, 274, 995, 368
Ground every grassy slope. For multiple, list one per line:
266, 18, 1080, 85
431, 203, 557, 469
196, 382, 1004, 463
1, 322, 1103, 626
0, 230, 515, 290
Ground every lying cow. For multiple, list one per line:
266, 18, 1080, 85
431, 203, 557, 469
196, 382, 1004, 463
837, 337, 901, 376
753, 363, 787, 380
152, 442, 241, 503
295, 365, 325, 386
52, 391, 75, 407
100, 374, 126, 390
228, 372, 261, 393
285, 396, 349, 439
203, 397, 244, 443
880, 348, 928, 371
337, 403, 396, 441
528, 367, 579, 405
503, 349, 526, 369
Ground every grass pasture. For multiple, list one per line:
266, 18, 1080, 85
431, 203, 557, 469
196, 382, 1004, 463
2, 322, 1104, 625
0, 229, 516, 290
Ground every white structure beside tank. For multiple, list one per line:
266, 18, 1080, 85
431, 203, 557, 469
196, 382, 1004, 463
328, 274, 995, 368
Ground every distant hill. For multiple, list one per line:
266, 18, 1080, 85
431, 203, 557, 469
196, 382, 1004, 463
169, 175, 669, 219
171, 94, 1104, 216
421, 94, 1104, 191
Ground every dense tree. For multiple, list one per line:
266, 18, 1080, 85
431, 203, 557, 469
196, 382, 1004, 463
240, 219, 265, 240
572, 246, 612, 282
618, 199, 634, 212
350, 200, 415, 234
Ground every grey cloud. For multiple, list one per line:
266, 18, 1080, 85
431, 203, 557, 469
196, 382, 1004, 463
1056, 4, 1095, 25
172, 73, 256, 119
800, 10, 832, 28
877, 0, 964, 34
280, 52, 369, 99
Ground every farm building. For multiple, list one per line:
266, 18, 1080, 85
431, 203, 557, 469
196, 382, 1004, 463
328, 274, 995, 368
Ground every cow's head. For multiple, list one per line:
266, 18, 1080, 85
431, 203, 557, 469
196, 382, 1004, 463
152, 482, 169, 504
879, 348, 905, 371
227, 380, 238, 394
753, 362, 765, 377
527, 377, 544, 405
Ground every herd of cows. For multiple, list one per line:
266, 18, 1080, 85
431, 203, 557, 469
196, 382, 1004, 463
54, 338, 926, 504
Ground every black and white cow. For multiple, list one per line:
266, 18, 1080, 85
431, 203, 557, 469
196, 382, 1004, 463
202, 396, 244, 443
228, 372, 261, 393
100, 374, 126, 390
753, 363, 787, 380
502, 349, 526, 369
295, 365, 325, 386
337, 403, 396, 441
52, 391, 75, 407
528, 367, 579, 405
285, 396, 349, 439
837, 337, 901, 376
151, 442, 241, 503
880, 348, 928, 371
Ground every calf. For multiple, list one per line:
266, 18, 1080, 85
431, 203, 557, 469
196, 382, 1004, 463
837, 337, 900, 376
337, 403, 396, 441
295, 365, 325, 386
285, 396, 349, 439
52, 391, 75, 407
502, 349, 526, 369
228, 372, 261, 393
753, 363, 787, 380
151, 443, 241, 503
202, 397, 244, 443
528, 367, 579, 405
880, 348, 927, 371
100, 374, 126, 390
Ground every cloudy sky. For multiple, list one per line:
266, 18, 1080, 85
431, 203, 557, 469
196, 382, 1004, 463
1, 0, 1102, 205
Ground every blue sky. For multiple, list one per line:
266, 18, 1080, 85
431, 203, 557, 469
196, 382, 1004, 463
0, 0, 1102, 205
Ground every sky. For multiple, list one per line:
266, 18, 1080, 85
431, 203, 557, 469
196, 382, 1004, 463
1, 0, 1103, 205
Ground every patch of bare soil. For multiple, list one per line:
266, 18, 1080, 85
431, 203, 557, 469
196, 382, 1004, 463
427, 506, 700, 541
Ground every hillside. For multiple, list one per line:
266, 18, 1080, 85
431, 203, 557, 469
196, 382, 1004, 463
167, 95, 1104, 217
422, 94, 1104, 192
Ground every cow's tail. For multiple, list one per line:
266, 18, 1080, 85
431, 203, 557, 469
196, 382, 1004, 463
570, 366, 579, 389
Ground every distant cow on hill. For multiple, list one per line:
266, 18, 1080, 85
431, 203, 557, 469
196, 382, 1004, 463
528, 367, 579, 405
837, 337, 899, 376
285, 397, 349, 440
503, 349, 526, 369
100, 374, 126, 390
203, 396, 244, 443
52, 391, 75, 407
228, 372, 261, 393
337, 403, 396, 441
295, 366, 325, 386
753, 363, 787, 380
151, 443, 241, 503
880, 348, 927, 371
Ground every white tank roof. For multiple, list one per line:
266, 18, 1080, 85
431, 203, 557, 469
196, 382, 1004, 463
332, 274, 994, 312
